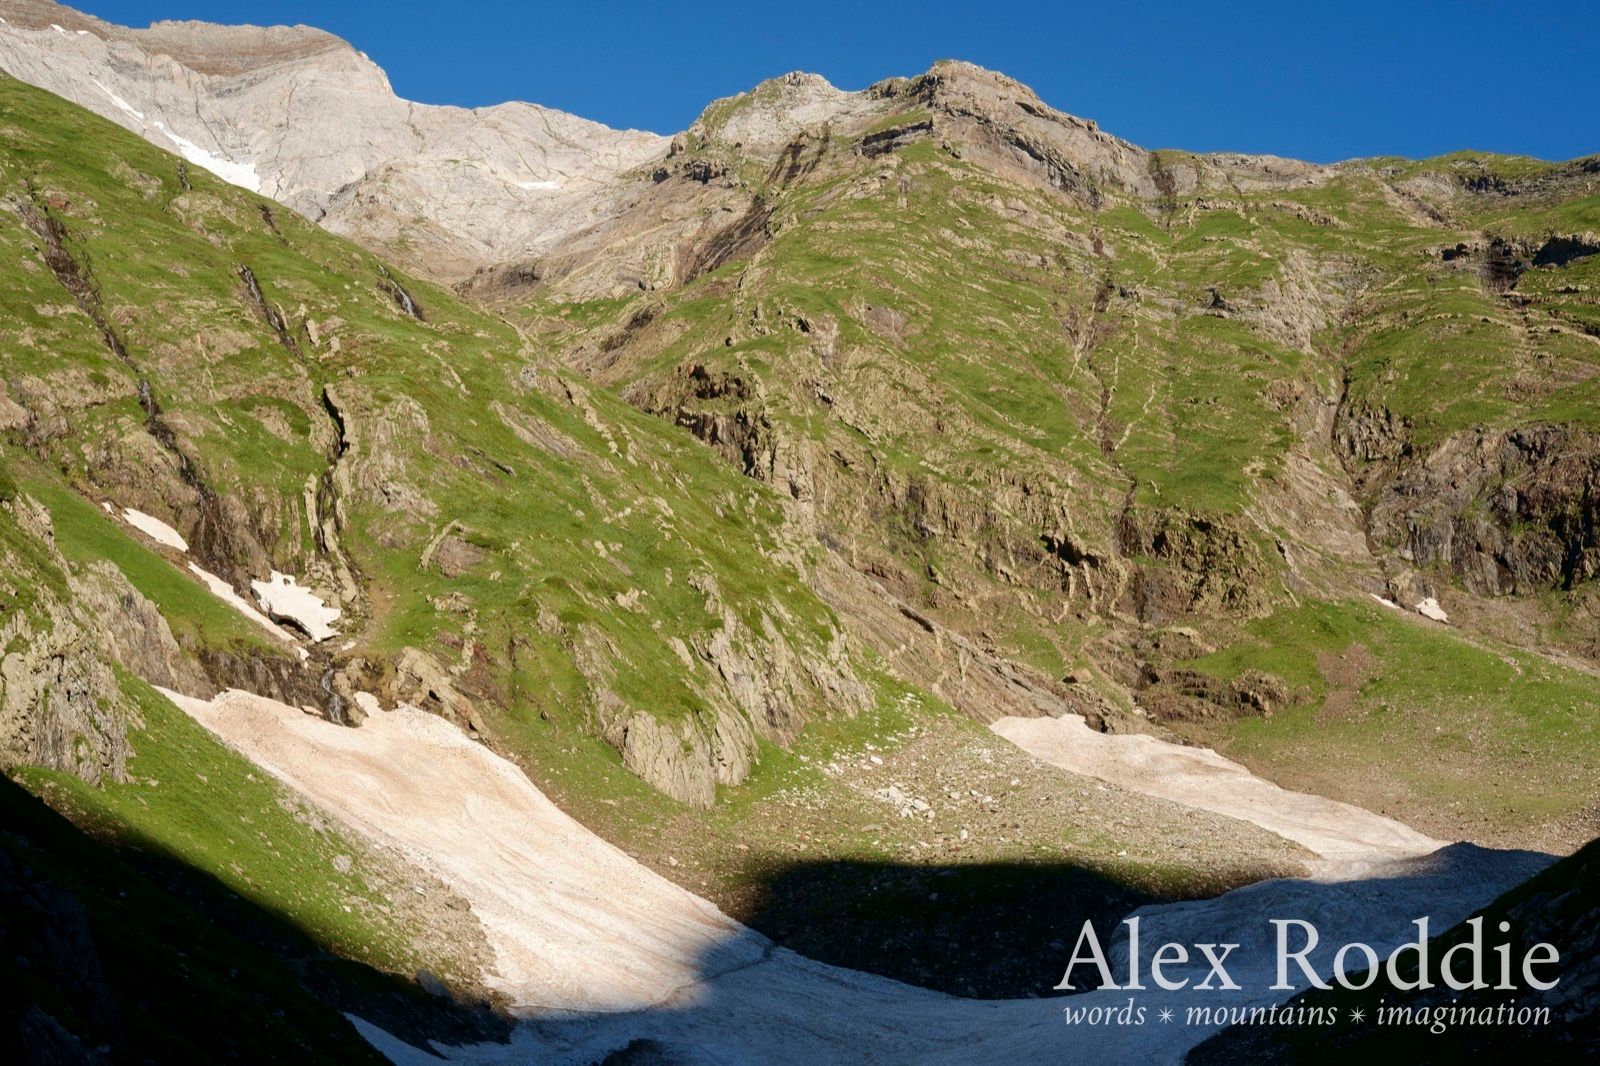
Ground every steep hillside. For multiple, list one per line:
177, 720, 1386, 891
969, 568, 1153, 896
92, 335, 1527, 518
495, 62, 1600, 850
0, 70, 882, 809
0, 6, 1597, 1055
0, 70, 1342, 1013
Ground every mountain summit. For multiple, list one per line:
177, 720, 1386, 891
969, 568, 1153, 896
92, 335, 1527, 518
0, 0, 667, 278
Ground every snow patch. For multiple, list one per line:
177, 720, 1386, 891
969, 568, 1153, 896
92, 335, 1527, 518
50, 23, 65, 35
993, 714, 1441, 873
89, 77, 145, 123
251, 571, 340, 641
149, 120, 261, 192
1415, 597, 1449, 623
164, 688, 1550, 1065
1369, 593, 1401, 610
122, 508, 188, 552
188, 564, 304, 657
514, 178, 562, 191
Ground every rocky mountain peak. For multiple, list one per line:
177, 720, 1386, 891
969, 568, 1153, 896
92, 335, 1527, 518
1, 0, 353, 76
683, 69, 877, 157
0, 0, 667, 279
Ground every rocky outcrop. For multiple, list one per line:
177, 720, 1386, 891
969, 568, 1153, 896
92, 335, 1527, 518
1365, 425, 1600, 596
0, 495, 129, 784
1138, 665, 1291, 722
1116, 507, 1274, 622
890, 60, 1157, 203
0, 486, 227, 786
73, 560, 210, 696
573, 570, 871, 808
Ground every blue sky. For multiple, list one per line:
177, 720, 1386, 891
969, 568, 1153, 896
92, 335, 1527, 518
76, 1, 1598, 162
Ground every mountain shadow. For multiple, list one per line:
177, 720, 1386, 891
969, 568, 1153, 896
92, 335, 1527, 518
734, 856, 1160, 999
0, 773, 510, 1063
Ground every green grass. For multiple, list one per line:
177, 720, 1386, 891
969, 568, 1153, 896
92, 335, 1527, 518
20, 674, 426, 973
0, 71, 867, 784
1178, 600, 1600, 841
19, 469, 282, 655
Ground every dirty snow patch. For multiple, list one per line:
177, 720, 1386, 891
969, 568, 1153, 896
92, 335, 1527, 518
251, 571, 339, 641
1369, 593, 1401, 610
993, 714, 1441, 874
164, 688, 1549, 1065
1415, 597, 1449, 623
149, 120, 261, 192
122, 508, 188, 551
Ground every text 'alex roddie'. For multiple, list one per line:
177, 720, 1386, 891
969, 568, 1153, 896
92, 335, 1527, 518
1054, 916, 1560, 993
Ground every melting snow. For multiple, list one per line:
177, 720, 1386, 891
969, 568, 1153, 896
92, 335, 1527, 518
188, 564, 305, 658
149, 120, 261, 192
251, 571, 340, 641
122, 508, 189, 552
1415, 597, 1449, 623
994, 714, 1440, 872
89, 77, 145, 122
83, 80, 259, 193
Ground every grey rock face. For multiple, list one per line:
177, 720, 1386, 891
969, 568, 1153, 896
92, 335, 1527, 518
1369, 425, 1600, 596
0, 490, 213, 786
0, 0, 668, 280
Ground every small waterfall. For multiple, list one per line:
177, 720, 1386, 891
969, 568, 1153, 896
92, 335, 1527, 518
378, 265, 425, 321
319, 668, 347, 726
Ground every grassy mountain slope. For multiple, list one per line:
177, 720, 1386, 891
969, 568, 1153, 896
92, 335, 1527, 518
502, 65, 1600, 849
0, 71, 1329, 1012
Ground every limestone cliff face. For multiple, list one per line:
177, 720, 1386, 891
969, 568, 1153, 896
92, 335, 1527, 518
0, 0, 667, 281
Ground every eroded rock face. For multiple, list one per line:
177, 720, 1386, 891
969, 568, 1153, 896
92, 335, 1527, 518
0, 497, 126, 784
1366, 425, 1600, 596
0, 487, 222, 785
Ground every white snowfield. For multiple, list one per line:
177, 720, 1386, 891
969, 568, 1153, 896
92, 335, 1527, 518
121, 507, 188, 551
992, 715, 1442, 875
250, 571, 340, 641
162, 688, 1549, 1065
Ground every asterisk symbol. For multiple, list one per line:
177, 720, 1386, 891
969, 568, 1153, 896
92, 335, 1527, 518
1158, 1008, 1174, 1024
1349, 1007, 1366, 1024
